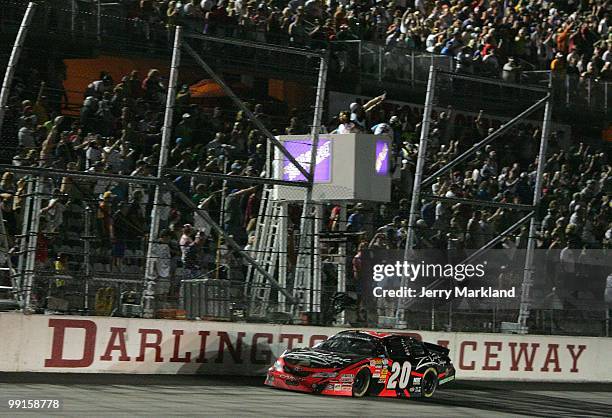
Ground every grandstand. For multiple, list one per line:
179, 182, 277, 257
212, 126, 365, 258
0, 0, 610, 338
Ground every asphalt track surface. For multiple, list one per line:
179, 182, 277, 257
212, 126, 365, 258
0, 374, 610, 417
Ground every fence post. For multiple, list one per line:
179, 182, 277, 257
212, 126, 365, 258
23, 177, 43, 312
96, 0, 101, 42
587, 78, 592, 107
0, 2, 36, 136
83, 205, 92, 312
517, 89, 553, 333
71, 0, 76, 34
411, 51, 415, 87
142, 26, 182, 318
378, 45, 383, 82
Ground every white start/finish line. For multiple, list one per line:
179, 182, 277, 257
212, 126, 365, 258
0, 313, 609, 382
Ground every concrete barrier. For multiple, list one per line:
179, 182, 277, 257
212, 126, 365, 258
0, 313, 609, 382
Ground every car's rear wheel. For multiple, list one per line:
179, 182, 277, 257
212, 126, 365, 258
352, 368, 371, 398
421, 368, 438, 398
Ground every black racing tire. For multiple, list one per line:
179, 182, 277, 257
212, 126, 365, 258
352, 368, 371, 398
421, 368, 438, 398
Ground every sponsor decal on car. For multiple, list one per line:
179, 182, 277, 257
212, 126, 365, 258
370, 359, 383, 367
378, 368, 389, 383
286, 379, 300, 386
340, 374, 354, 382
413, 377, 421, 385
334, 384, 342, 391
342, 385, 352, 391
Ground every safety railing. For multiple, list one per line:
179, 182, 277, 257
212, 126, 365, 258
332, 39, 611, 114
523, 70, 611, 113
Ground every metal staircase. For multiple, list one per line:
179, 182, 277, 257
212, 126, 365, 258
245, 186, 284, 318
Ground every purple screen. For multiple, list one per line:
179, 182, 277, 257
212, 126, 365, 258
375, 140, 389, 176
282, 139, 331, 182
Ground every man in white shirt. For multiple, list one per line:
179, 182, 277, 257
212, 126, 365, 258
40, 190, 67, 234
18, 117, 36, 148
146, 229, 173, 302
85, 136, 102, 169
179, 224, 195, 262
102, 138, 122, 173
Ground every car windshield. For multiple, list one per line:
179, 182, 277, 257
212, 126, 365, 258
315, 335, 379, 356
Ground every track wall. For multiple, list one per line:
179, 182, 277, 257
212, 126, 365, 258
0, 313, 609, 382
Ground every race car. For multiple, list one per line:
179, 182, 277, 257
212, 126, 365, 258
264, 330, 455, 398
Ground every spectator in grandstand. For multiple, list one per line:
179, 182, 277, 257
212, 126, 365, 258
145, 229, 173, 302
18, 117, 36, 149
97, 191, 114, 253
183, 230, 207, 276
376, 215, 402, 248
112, 202, 134, 272
179, 223, 195, 262
346, 203, 366, 233
223, 185, 259, 245
40, 189, 67, 237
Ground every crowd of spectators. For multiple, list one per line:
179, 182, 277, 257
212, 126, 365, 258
0, 0, 610, 319
0, 64, 287, 309
333, 99, 611, 254
78, 0, 612, 88
0, 58, 609, 316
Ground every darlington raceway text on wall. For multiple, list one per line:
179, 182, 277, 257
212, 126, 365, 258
0, 313, 608, 382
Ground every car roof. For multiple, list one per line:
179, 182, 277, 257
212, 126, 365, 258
336, 330, 412, 340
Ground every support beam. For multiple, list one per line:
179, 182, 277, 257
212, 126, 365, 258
421, 94, 550, 188
404, 66, 436, 255
421, 194, 534, 211
184, 32, 324, 58
23, 177, 42, 312
142, 25, 182, 318
0, 164, 160, 186
397, 65, 436, 328
277, 202, 288, 312
0, 2, 36, 136
335, 202, 347, 325
293, 51, 329, 316
96, 0, 102, 42
16, 177, 33, 306
518, 94, 553, 332
164, 168, 309, 188
182, 41, 312, 182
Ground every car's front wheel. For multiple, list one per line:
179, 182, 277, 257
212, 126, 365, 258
352, 368, 371, 398
421, 368, 438, 398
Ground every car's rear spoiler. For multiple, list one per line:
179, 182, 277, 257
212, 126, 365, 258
423, 342, 450, 356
